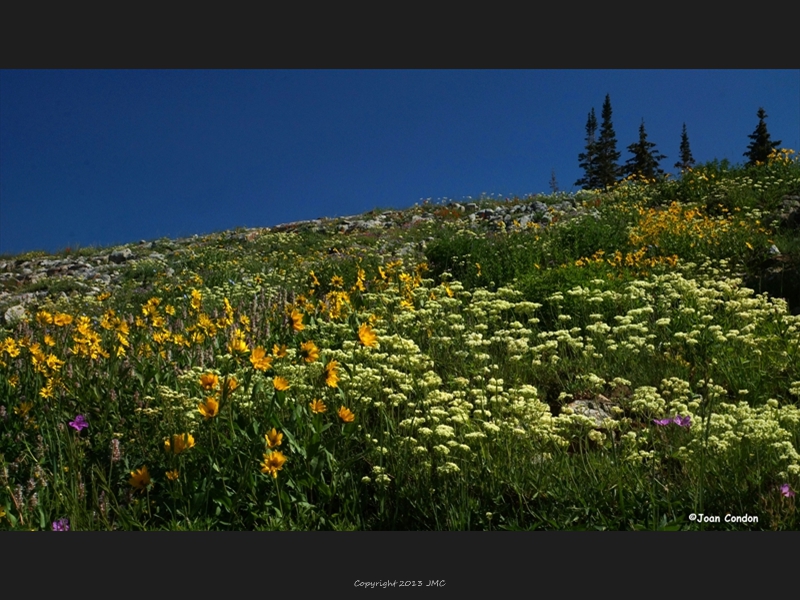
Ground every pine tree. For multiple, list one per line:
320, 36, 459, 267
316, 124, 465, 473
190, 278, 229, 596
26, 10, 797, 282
674, 123, 695, 171
575, 108, 601, 189
624, 120, 666, 180
595, 94, 622, 187
549, 168, 559, 193
744, 107, 781, 166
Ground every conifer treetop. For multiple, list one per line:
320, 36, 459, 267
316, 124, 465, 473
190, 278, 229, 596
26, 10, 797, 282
575, 107, 601, 189
744, 107, 781, 166
624, 120, 666, 181
674, 123, 695, 171
595, 94, 622, 187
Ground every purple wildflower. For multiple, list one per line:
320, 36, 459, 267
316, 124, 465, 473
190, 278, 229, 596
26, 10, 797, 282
653, 415, 691, 427
780, 484, 796, 498
69, 415, 88, 432
674, 415, 692, 428
52, 518, 70, 531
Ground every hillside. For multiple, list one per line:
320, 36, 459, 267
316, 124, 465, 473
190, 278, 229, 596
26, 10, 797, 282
1, 151, 800, 530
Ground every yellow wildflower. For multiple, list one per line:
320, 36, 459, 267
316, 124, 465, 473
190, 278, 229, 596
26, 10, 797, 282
227, 329, 249, 355
260, 451, 287, 478
200, 373, 219, 391
265, 428, 283, 449
324, 360, 340, 388
338, 406, 355, 423
1, 337, 21, 357
299, 340, 319, 363
290, 309, 304, 332
198, 397, 219, 419
190, 289, 202, 311
129, 466, 152, 491
273, 376, 290, 391
36, 310, 53, 325
53, 313, 73, 327
165, 433, 195, 455
358, 323, 378, 348
14, 401, 33, 417
250, 346, 274, 371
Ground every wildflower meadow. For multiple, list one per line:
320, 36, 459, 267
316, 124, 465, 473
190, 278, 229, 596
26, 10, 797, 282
1, 149, 799, 530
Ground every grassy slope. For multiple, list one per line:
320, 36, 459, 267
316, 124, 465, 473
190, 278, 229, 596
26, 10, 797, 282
1, 152, 799, 530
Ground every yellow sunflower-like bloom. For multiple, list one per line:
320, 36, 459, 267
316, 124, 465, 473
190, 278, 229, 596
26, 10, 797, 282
324, 360, 340, 388
190, 289, 202, 311
53, 313, 73, 327
260, 451, 287, 478
358, 323, 378, 348
199, 373, 219, 391
309, 399, 327, 414
338, 406, 355, 423
129, 465, 152, 490
165, 433, 195, 455
290, 309, 304, 332
198, 397, 220, 419
227, 330, 249, 355
299, 340, 320, 363
250, 346, 274, 371
265, 428, 283, 449
273, 376, 290, 391
36, 310, 54, 325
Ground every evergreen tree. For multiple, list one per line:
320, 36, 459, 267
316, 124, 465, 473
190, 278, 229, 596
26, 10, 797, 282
624, 120, 666, 180
595, 94, 622, 187
674, 123, 695, 171
744, 107, 781, 166
549, 168, 559, 193
575, 108, 601, 189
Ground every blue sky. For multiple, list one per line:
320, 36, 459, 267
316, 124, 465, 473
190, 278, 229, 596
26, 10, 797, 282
1, 69, 798, 256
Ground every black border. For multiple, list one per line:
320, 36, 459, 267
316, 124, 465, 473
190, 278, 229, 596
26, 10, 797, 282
4, 530, 798, 593
3, 7, 800, 68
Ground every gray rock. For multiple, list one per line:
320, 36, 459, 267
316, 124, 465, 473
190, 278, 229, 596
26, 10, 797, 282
3, 304, 27, 326
530, 201, 548, 214
565, 395, 618, 428
109, 248, 134, 264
